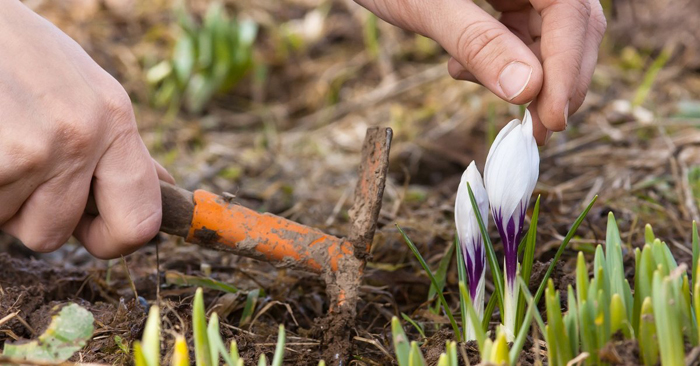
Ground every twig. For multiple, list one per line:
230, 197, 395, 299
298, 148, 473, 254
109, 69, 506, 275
120, 256, 138, 299
155, 236, 161, 306
0, 311, 19, 328
353, 336, 393, 360
685, 346, 700, 365
15, 315, 36, 336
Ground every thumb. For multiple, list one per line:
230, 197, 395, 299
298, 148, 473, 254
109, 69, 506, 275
428, 0, 543, 104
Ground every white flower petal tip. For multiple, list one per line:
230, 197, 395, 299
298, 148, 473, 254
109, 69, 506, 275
455, 161, 489, 304
483, 110, 540, 281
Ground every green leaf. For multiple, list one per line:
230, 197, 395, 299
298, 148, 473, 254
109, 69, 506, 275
693, 221, 699, 285
517, 196, 540, 333
446, 341, 458, 366
644, 223, 656, 244
455, 233, 469, 342
172, 335, 190, 366
459, 282, 486, 351
489, 327, 510, 366
392, 317, 411, 366
652, 271, 685, 366
429, 239, 454, 314
466, 183, 504, 312
575, 252, 589, 308
638, 297, 659, 366
142, 306, 160, 366
271, 325, 286, 366
165, 271, 239, 293
230, 341, 240, 364
482, 293, 497, 332
173, 35, 196, 85
401, 313, 426, 340
564, 287, 579, 356
396, 225, 461, 340
207, 313, 235, 365
258, 354, 267, 366
610, 294, 631, 338
240, 288, 261, 326
193, 288, 213, 366
2, 303, 94, 362
134, 342, 147, 366
533, 196, 598, 307
408, 341, 426, 366
436, 354, 449, 366
510, 277, 540, 365
545, 280, 572, 365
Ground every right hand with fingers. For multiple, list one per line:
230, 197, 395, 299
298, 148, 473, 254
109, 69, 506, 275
0, 0, 173, 258
354, 0, 607, 145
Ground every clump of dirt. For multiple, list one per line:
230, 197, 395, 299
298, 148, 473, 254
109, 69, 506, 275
599, 338, 640, 365
421, 328, 454, 365
530, 259, 576, 294
0, 253, 150, 364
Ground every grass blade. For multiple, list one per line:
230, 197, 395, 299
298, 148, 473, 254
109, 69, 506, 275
165, 271, 239, 294
240, 289, 261, 326
397, 225, 461, 340
401, 313, 426, 340
459, 282, 486, 351
455, 232, 469, 341
429, 240, 455, 314
482, 292, 497, 332
193, 288, 212, 366
516, 196, 540, 333
510, 277, 538, 365
271, 325, 286, 366
532, 196, 597, 306
693, 221, 699, 285
466, 183, 504, 313
392, 317, 411, 366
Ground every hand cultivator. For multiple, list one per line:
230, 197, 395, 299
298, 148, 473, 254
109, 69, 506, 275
96, 127, 392, 361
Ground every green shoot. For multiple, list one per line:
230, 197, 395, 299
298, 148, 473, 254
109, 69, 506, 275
397, 224, 461, 339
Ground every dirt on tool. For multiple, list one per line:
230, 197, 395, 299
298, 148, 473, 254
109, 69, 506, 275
2, 0, 700, 364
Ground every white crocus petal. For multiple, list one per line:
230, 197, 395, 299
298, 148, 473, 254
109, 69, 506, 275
484, 109, 539, 227
455, 161, 489, 341
483, 109, 540, 341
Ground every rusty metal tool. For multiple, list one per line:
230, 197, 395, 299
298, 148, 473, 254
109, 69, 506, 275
91, 127, 392, 360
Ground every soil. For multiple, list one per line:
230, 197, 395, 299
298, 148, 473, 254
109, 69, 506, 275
2, 0, 700, 364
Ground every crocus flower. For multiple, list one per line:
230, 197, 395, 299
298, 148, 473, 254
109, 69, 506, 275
484, 109, 539, 340
455, 161, 489, 341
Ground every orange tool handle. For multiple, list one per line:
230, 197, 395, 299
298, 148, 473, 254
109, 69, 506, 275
87, 181, 351, 274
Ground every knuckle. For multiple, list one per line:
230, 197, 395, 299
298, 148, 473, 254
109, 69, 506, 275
21, 232, 71, 253
102, 86, 135, 125
12, 141, 51, 176
589, 7, 608, 40
117, 208, 162, 248
456, 22, 508, 70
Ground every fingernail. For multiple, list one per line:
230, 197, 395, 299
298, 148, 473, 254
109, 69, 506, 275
564, 100, 570, 128
545, 130, 553, 144
498, 61, 532, 101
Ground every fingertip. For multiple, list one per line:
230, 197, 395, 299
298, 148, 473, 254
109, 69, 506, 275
528, 103, 549, 146
536, 96, 569, 132
153, 159, 175, 185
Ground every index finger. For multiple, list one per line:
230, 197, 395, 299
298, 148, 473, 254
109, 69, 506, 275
531, 0, 591, 131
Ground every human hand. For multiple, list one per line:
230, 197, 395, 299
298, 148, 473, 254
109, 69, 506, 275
0, 1, 174, 258
354, 0, 606, 144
